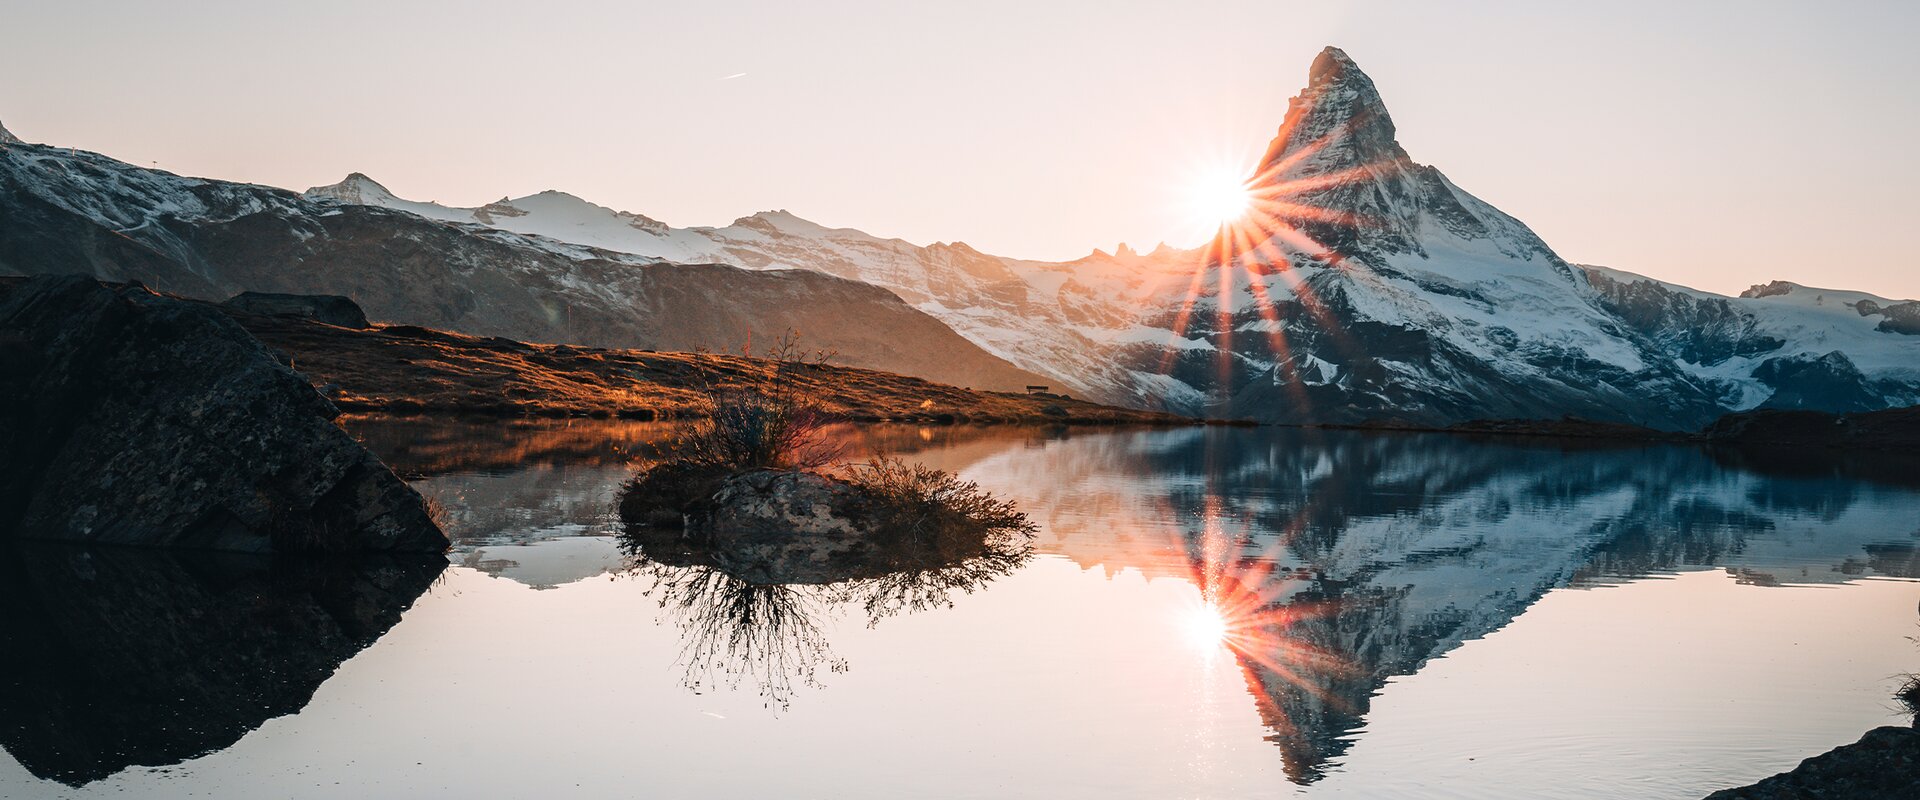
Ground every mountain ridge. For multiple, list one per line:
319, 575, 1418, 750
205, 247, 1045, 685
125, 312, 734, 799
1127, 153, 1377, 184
0, 141, 1052, 393
7, 46, 1917, 426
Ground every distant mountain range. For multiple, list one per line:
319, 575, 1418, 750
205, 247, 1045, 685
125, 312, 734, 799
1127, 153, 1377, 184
4, 47, 1916, 426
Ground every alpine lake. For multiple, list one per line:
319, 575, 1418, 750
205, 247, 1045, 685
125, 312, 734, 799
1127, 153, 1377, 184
3, 417, 1916, 799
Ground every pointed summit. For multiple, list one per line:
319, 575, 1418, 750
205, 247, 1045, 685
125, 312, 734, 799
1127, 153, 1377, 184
1253, 46, 1404, 190
1232, 46, 1556, 265
303, 172, 398, 205
0, 119, 21, 145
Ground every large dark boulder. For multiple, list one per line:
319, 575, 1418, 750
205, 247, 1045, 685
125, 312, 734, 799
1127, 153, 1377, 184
0, 275, 446, 552
221, 290, 369, 328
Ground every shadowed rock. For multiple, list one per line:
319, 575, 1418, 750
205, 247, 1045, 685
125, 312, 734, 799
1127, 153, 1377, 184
1705, 726, 1920, 799
0, 543, 446, 785
222, 290, 369, 329
0, 275, 446, 552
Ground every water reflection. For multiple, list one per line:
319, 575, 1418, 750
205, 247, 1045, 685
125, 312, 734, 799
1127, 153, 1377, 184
0, 545, 444, 785
618, 510, 1032, 708
346, 417, 1055, 589
344, 417, 1920, 783
962, 429, 1920, 782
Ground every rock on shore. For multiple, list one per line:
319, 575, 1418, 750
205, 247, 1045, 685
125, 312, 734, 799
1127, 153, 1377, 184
221, 290, 370, 328
1705, 726, 1920, 799
0, 275, 447, 552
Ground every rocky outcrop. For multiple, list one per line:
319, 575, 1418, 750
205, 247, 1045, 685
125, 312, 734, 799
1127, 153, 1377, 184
0, 543, 444, 785
1751, 351, 1890, 413
625, 462, 1035, 587
222, 290, 369, 328
0, 275, 447, 553
1854, 298, 1920, 336
687, 471, 878, 584
1584, 268, 1785, 365
1705, 726, 1920, 799
702, 470, 868, 538
1586, 268, 1920, 413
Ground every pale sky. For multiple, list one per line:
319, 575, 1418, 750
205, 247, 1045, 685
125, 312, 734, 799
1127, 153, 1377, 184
5, 0, 1917, 298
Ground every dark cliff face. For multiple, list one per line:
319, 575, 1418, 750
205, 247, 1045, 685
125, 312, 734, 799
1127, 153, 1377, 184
1583, 268, 1785, 365
0, 143, 1051, 393
1854, 297, 1920, 336
0, 276, 447, 553
1583, 268, 1916, 414
0, 545, 444, 785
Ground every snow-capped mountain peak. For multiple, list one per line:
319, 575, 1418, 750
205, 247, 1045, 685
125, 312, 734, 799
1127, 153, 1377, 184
1258, 46, 1402, 185
1240, 47, 1556, 268
255, 46, 1919, 427
303, 172, 401, 206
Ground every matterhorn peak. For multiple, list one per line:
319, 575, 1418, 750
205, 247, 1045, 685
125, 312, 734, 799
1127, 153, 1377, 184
0, 119, 22, 145
1231, 46, 1561, 265
303, 172, 398, 205
1255, 46, 1403, 187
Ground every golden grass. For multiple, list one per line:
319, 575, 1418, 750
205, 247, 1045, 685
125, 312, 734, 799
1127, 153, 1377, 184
239, 315, 1198, 426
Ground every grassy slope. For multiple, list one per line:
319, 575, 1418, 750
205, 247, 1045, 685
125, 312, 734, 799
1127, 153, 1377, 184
234, 313, 1195, 426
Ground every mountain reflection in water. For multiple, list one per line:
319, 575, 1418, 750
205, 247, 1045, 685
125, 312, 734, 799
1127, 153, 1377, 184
0, 546, 445, 785
346, 417, 1920, 785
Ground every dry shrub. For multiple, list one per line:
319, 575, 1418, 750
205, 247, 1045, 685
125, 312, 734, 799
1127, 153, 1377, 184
619, 336, 843, 526
840, 456, 1037, 554
673, 389, 841, 472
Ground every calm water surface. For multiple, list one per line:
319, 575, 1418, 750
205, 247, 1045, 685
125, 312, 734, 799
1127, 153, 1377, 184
3, 419, 1917, 799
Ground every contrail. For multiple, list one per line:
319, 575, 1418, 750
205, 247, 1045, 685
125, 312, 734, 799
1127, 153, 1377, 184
720, 72, 747, 80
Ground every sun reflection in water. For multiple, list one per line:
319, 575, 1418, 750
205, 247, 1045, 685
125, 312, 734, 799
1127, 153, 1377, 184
1183, 602, 1231, 651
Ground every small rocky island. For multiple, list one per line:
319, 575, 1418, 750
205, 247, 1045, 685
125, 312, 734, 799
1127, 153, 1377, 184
616, 393, 1037, 706
0, 276, 446, 553
619, 388, 1035, 544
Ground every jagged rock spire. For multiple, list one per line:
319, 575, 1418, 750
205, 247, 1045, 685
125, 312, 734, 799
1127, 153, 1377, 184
1233, 46, 1557, 265
0, 119, 22, 145
1253, 46, 1406, 185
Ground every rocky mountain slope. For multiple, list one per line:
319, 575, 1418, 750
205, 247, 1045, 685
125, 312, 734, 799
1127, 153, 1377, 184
302, 173, 1163, 406
295, 49, 1919, 428
0, 138, 1048, 393
1585, 266, 1920, 412
9, 46, 1917, 426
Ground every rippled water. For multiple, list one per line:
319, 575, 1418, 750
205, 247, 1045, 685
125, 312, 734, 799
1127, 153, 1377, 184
3, 419, 1917, 799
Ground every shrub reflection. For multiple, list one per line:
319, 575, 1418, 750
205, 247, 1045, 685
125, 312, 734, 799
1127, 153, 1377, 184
619, 505, 1033, 709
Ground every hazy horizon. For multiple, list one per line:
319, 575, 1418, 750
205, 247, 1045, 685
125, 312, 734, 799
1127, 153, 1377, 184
5, 0, 1916, 298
